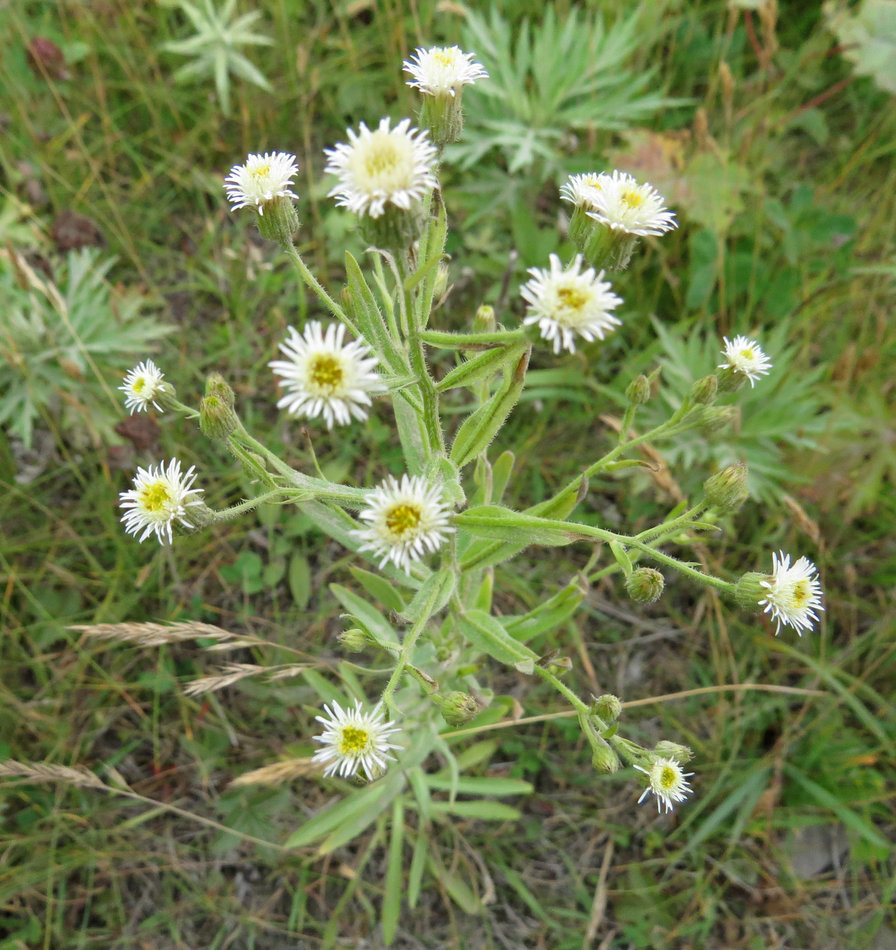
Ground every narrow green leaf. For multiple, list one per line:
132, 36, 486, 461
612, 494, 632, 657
399, 569, 456, 624
436, 344, 527, 393
430, 800, 521, 821
424, 776, 533, 796
381, 799, 404, 945
457, 609, 538, 667
330, 584, 399, 648
348, 566, 406, 613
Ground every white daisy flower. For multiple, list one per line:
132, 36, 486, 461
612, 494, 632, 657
324, 117, 438, 219
718, 335, 773, 387
312, 700, 401, 781
635, 757, 695, 814
120, 360, 166, 413
119, 459, 204, 544
268, 321, 385, 429
585, 170, 677, 237
353, 474, 454, 571
559, 171, 610, 209
520, 253, 623, 354
403, 45, 488, 97
759, 551, 824, 636
224, 151, 299, 215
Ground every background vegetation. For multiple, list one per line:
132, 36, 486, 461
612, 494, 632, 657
1, 0, 894, 947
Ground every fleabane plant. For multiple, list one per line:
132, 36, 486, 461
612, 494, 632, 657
106, 44, 826, 878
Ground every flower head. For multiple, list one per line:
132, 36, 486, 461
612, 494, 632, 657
324, 117, 437, 219
120, 360, 166, 413
403, 45, 488, 97
353, 474, 454, 571
224, 151, 299, 215
268, 321, 385, 429
759, 551, 824, 636
635, 757, 695, 814
584, 170, 677, 237
718, 335, 772, 387
119, 459, 204, 544
520, 253, 623, 354
559, 171, 610, 210
312, 700, 401, 781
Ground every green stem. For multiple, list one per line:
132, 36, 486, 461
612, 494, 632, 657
533, 664, 590, 716
283, 243, 359, 336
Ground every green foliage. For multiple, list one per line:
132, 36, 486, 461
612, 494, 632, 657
824, 0, 896, 94
0, 248, 173, 448
159, 0, 274, 115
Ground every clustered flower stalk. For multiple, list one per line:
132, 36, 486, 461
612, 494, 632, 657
114, 46, 824, 816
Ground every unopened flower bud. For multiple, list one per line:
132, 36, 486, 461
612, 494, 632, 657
205, 373, 235, 408
473, 304, 496, 333
703, 461, 749, 512
592, 694, 623, 724
338, 627, 370, 653
199, 394, 239, 440
690, 374, 718, 405
359, 203, 426, 252
626, 374, 651, 406
433, 691, 482, 727
653, 740, 694, 765
625, 567, 665, 605
697, 405, 739, 435
591, 737, 621, 774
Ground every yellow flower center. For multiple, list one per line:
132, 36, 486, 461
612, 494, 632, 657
308, 354, 344, 394
251, 164, 271, 178
133, 377, 146, 393
140, 482, 171, 513
557, 285, 589, 312
350, 131, 415, 194
434, 50, 455, 66
658, 764, 678, 790
739, 347, 756, 361
386, 503, 422, 538
791, 580, 812, 608
338, 726, 370, 755
621, 188, 645, 208
584, 176, 602, 190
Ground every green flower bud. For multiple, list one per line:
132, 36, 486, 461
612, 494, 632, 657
703, 461, 749, 513
199, 394, 239, 440
625, 374, 651, 406
625, 567, 665, 605
716, 365, 749, 394
653, 740, 694, 765
583, 224, 637, 272
697, 405, 739, 436
338, 627, 370, 653
418, 92, 465, 147
432, 691, 482, 727
591, 737, 621, 774
592, 694, 623, 724
205, 373, 235, 408
473, 304, 496, 334
690, 374, 719, 405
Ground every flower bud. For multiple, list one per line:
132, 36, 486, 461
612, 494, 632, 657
205, 373, 235, 408
697, 405, 739, 436
703, 461, 749, 513
625, 374, 651, 406
418, 92, 465, 148
592, 694, 623, 724
199, 394, 239, 440
432, 691, 482, 727
653, 740, 694, 765
690, 374, 718, 405
473, 304, 496, 334
338, 627, 370, 653
625, 567, 665, 605
591, 737, 621, 774
716, 365, 749, 394
359, 202, 426, 252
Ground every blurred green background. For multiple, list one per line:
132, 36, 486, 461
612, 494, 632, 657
1, 0, 894, 947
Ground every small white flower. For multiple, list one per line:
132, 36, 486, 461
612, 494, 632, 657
759, 551, 824, 636
559, 171, 610, 210
324, 117, 438, 219
312, 700, 401, 780
403, 45, 489, 97
224, 151, 299, 215
119, 459, 204, 544
120, 360, 166, 413
520, 253, 623, 354
353, 474, 453, 571
268, 321, 385, 429
718, 335, 773, 387
584, 170, 677, 237
635, 757, 695, 814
